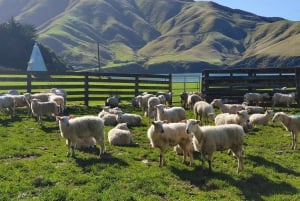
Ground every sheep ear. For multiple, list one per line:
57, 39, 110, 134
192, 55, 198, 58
196, 120, 201, 125
151, 121, 156, 125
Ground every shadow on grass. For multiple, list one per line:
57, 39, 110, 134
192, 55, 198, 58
170, 154, 298, 201
0, 115, 23, 126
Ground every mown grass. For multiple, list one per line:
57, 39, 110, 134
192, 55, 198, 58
0, 98, 299, 200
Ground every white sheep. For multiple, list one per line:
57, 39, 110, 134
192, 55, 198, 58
211, 99, 244, 114
105, 95, 120, 108
243, 92, 270, 105
29, 92, 52, 102
30, 99, 60, 124
98, 106, 122, 126
156, 91, 172, 105
157, 94, 166, 105
242, 102, 265, 114
116, 112, 142, 126
193, 100, 215, 124
187, 93, 202, 109
147, 96, 161, 121
147, 120, 194, 166
5, 94, 31, 116
48, 94, 65, 114
136, 93, 155, 116
215, 110, 249, 126
56, 115, 105, 157
272, 92, 296, 110
66, 137, 96, 149
108, 123, 133, 146
249, 110, 274, 127
7, 89, 19, 95
50, 88, 67, 107
0, 95, 15, 118
155, 104, 185, 123
185, 119, 245, 172
272, 112, 300, 149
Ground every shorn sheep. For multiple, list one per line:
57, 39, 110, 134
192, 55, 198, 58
56, 115, 105, 158
147, 120, 194, 167
30, 99, 60, 124
193, 100, 215, 124
249, 110, 274, 127
155, 104, 186, 123
272, 112, 300, 149
185, 119, 245, 172
108, 123, 133, 146
272, 92, 296, 110
211, 99, 244, 114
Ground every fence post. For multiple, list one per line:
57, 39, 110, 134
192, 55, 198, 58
27, 73, 32, 93
84, 74, 89, 106
295, 68, 300, 107
168, 74, 172, 105
134, 76, 139, 96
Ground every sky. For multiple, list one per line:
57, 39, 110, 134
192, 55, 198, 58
195, 0, 300, 21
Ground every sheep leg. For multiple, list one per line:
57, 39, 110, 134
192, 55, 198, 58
231, 147, 244, 172
97, 138, 106, 157
207, 153, 213, 172
159, 149, 165, 167
291, 132, 297, 150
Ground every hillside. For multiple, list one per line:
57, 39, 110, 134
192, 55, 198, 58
0, 0, 299, 73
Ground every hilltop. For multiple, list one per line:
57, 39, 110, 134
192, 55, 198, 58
0, 0, 299, 73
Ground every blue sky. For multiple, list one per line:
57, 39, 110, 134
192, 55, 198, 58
195, 0, 300, 21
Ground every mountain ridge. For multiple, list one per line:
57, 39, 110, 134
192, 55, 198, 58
0, 0, 299, 73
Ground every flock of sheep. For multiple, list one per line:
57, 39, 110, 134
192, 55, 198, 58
0, 88, 299, 173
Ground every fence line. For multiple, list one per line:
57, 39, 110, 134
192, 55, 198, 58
0, 71, 172, 106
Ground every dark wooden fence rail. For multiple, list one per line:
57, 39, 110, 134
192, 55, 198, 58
202, 67, 300, 106
0, 71, 172, 106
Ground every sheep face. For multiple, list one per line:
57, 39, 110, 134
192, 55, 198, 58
185, 119, 200, 134
56, 115, 73, 127
272, 112, 285, 123
151, 121, 166, 133
115, 123, 129, 130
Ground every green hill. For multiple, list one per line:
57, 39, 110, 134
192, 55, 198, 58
0, 0, 299, 73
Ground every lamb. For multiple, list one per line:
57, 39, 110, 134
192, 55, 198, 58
147, 96, 161, 121
249, 110, 274, 127
105, 95, 120, 108
116, 112, 142, 126
211, 99, 244, 114
108, 123, 133, 146
187, 93, 203, 109
30, 99, 60, 124
136, 93, 155, 116
193, 100, 215, 124
0, 95, 15, 118
147, 120, 194, 166
185, 119, 245, 172
155, 104, 186, 123
243, 92, 270, 105
56, 115, 105, 158
272, 92, 296, 110
272, 112, 300, 149
215, 110, 249, 126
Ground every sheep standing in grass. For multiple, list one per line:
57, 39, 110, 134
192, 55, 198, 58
215, 110, 249, 126
108, 123, 133, 146
147, 96, 161, 122
156, 91, 172, 105
31, 99, 60, 124
48, 94, 65, 114
136, 93, 155, 116
0, 95, 15, 118
211, 99, 244, 114
185, 119, 245, 172
147, 120, 194, 166
243, 92, 270, 105
50, 88, 67, 108
272, 92, 296, 110
8, 94, 31, 116
180, 91, 188, 108
272, 112, 300, 149
249, 110, 274, 127
193, 100, 215, 124
187, 93, 203, 109
56, 115, 105, 158
116, 112, 142, 126
155, 104, 186, 123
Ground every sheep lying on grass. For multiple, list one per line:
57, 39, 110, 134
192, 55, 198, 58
193, 101, 215, 124
56, 115, 105, 158
106, 95, 120, 108
272, 92, 296, 110
108, 123, 133, 146
147, 120, 194, 167
272, 112, 300, 149
244, 92, 270, 105
249, 110, 274, 127
155, 104, 185, 123
211, 99, 244, 114
116, 112, 142, 127
31, 99, 60, 124
185, 119, 245, 172
215, 110, 249, 126
98, 106, 121, 126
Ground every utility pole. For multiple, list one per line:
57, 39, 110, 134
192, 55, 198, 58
97, 42, 100, 72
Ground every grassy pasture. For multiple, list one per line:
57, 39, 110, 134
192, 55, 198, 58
0, 81, 299, 200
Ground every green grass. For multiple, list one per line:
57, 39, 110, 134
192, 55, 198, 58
0, 101, 299, 200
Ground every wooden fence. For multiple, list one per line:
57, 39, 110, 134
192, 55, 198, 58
202, 67, 300, 106
0, 71, 172, 106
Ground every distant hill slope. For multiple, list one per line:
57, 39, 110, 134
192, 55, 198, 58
0, 0, 299, 73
